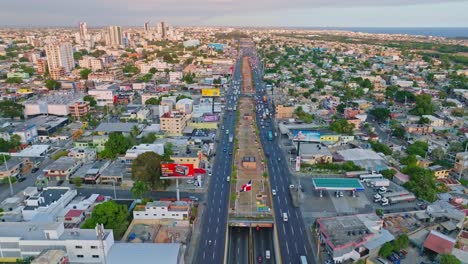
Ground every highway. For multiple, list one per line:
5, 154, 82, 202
228, 227, 250, 264
194, 58, 243, 264
253, 227, 275, 264
248, 48, 315, 264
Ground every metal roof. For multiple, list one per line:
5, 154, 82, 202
313, 178, 364, 191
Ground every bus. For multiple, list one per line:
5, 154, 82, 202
267, 131, 273, 141
359, 173, 383, 182
300, 256, 308, 264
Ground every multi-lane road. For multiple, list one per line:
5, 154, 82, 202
194, 58, 243, 264
248, 49, 315, 264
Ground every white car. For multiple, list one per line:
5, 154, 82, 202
289, 184, 294, 189
186, 179, 194, 184
272, 189, 277, 196
226, 176, 230, 182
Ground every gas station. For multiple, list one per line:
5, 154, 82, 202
312, 178, 365, 197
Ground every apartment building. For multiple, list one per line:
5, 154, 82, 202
68, 101, 90, 118
78, 56, 104, 71
133, 201, 190, 220
43, 157, 82, 181
275, 104, 294, 119
160, 112, 187, 135
21, 187, 77, 221
0, 221, 113, 263
44, 42, 74, 80
107, 26, 122, 47
87, 83, 119, 106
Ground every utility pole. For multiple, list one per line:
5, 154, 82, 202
3, 154, 13, 196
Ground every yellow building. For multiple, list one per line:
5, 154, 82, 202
320, 134, 340, 142
188, 122, 218, 129
170, 156, 200, 168
275, 104, 294, 119
160, 112, 187, 135
429, 165, 450, 179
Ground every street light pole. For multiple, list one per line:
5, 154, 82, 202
3, 154, 13, 196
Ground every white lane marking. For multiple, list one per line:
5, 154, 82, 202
295, 211, 299, 218
291, 225, 295, 235
304, 245, 307, 252
284, 197, 287, 204
282, 224, 286, 235
217, 217, 220, 222
214, 239, 217, 246
218, 208, 221, 213
208, 227, 210, 233
209, 218, 211, 223
295, 242, 298, 253
212, 252, 215, 260
203, 252, 206, 259
286, 242, 290, 255
216, 227, 219, 233
237, 247, 240, 255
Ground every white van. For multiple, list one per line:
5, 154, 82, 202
265, 250, 271, 259
283, 213, 288, 222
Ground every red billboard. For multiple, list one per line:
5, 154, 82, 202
161, 164, 195, 179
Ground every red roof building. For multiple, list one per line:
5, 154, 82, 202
423, 230, 456, 254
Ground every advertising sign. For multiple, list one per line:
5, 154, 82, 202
295, 156, 301, 172
203, 114, 219, 122
291, 130, 321, 142
161, 164, 195, 179
201, 88, 220, 97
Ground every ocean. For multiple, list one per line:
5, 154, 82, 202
299, 27, 468, 38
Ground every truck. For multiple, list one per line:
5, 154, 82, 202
229, 135, 233, 143
382, 191, 410, 199
387, 194, 416, 204
367, 179, 390, 187
262, 113, 267, 120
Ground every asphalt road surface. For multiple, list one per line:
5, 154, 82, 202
253, 227, 276, 264
247, 49, 315, 264
228, 227, 250, 264
194, 58, 243, 264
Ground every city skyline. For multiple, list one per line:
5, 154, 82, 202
1, 0, 467, 27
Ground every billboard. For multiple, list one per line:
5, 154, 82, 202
161, 164, 195, 179
203, 114, 219, 122
201, 88, 220, 97
291, 130, 321, 142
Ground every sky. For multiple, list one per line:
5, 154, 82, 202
1, 0, 467, 27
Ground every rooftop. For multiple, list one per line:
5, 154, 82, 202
107, 243, 180, 264
44, 156, 78, 171
95, 122, 142, 133
423, 230, 456, 254
23, 188, 69, 210
23, 92, 86, 106
313, 178, 365, 191
337, 149, 383, 161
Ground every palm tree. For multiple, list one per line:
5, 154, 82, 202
131, 181, 149, 199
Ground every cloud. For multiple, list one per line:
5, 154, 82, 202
0, 0, 466, 26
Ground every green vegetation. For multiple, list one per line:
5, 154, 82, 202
100, 132, 132, 159
379, 234, 409, 258
302, 161, 363, 172
123, 64, 139, 76
410, 94, 436, 116
140, 133, 157, 144
131, 152, 170, 189
81, 201, 130, 239
83, 95, 97, 107
407, 141, 429, 157
403, 166, 439, 202
15, 256, 34, 264
329, 119, 354, 135
44, 79, 61, 90
145, 97, 161, 105
380, 169, 397, 180
369, 140, 392, 155
137, 73, 153, 82
294, 106, 314, 123
6, 77, 23, 84
131, 181, 150, 198
440, 254, 461, 264
182, 73, 196, 84
52, 150, 69, 160
2, 176, 17, 185
79, 68, 92, 79
0, 154, 11, 165
370, 108, 390, 123
0, 100, 24, 119
72, 177, 83, 187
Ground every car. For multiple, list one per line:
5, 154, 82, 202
272, 189, 276, 196
187, 179, 194, 184
289, 184, 294, 189
208, 171, 212, 176
57, 180, 64, 186
278, 157, 281, 161
226, 176, 230, 182
339, 191, 344, 197
31, 167, 39, 173
223, 148, 227, 152
189, 196, 198, 201
18, 177, 27, 182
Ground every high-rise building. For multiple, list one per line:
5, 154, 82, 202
79, 22, 88, 41
107, 26, 122, 47
156, 21, 167, 39
144, 22, 150, 32
44, 42, 74, 79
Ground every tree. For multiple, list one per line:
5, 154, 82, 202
394, 90, 416, 103
329, 119, 354, 135
370, 108, 391, 123
149, 67, 157, 74
83, 95, 97, 107
379, 242, 394, 258
381, 169, 397, 180
392, 126, 406, 139
315, 79, 325, 89
394, 234, 409, 249
440, 254, 461, 264
145, 97, 160, 105
131, 152, 169, 189
19, 57, 29, 62
131, 181, 149, 198
79, 68, 92, 79
431, 147, 445, 161
15, 257, 34, 264
400, 154, 417, 166
403, 166, 438, 202
407, 141, 429, 157
410, 94, 436, 116
44, 79, 61, 90
100, 132, 132, 159
6, 77, 23, 84
418, 116, 430, 124
0, 100, 24, 118
72, 177, 83, 187
369, 140, 392, 155
163, 142, 174, 161
141, 133, 157, 144
81, 201, 130, 239
2, 176, 17, 185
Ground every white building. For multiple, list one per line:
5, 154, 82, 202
169, 72, 183, 83
67, 147, 97, 163
78, 56, 104, 71
21, 187, 78, 221
44, 42, 74, 73
0, 221, 114, 263
175, 98, 193, 114
88, 83, 119, 107
133, 201, 190, 220
107, 26, 122, 47
124, 143, 164, 165
23, 92, 87, 117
